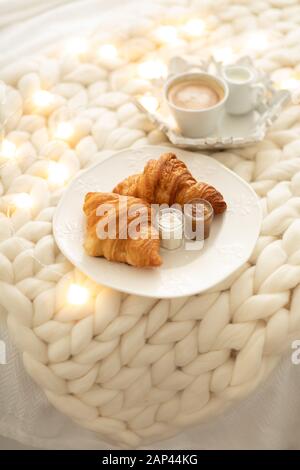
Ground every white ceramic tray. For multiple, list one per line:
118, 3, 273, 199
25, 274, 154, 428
53, 146, 262, 298
134, 56, 290, 150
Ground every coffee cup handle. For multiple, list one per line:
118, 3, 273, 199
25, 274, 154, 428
251, 83, 265, 107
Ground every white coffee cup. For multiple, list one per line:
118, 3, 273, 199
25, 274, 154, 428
222, 65, 264, 115
165, 72, 229, 138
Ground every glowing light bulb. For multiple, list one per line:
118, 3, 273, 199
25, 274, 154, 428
54, 122, 74, 141
98, 44, 118, 60
139, 94, 159, 113
32, 90, 53, 108
138, 60, 168, 80
14, 193, 32, 209
245, 31, 268, 52
48, 162, 69, 186
1, 139, 16, 159
280, 77, 300, 91
154, 26, 178, 44
181, 19, 205, 37
212, 46, 235, 64
67, 284, 89, 305
65, 37, 88, 55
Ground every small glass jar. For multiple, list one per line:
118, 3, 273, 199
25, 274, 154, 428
157, 207, 184, 250
184, 198, 214, 241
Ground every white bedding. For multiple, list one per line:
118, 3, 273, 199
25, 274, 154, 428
0, 0, 300, 450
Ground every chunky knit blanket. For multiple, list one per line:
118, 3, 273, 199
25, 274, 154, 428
1, 0, 300, 448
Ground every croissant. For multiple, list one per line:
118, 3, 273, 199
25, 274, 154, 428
83, 192, 162, 268
113, 152, 227, 214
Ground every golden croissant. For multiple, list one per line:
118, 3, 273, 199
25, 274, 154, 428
83, 192, 162, 268
113, 152, 227, 214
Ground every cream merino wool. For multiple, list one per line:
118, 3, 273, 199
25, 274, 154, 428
1, 0, 300, 448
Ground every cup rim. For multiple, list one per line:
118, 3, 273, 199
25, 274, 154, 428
164, 71, 229, 113
223, 65, 254, 85
184, 198, 214, 218
158, 207, 184, 229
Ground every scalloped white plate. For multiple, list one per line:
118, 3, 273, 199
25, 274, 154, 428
135, 56, 290, 149
53, 146, 262, 298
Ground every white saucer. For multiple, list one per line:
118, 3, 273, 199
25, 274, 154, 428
135, 56, 290, 150
53, 146, 262, 298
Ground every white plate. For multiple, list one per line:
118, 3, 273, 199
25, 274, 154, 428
53, 146, 262, 298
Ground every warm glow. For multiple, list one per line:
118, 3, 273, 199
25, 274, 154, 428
14, 193, 32, 209
98, 44, 118, 59
67, 284, 89, 305
139, 94, 159, 113
1, 139, 16, 159
212, 46, 235, 64
48, 162, 69, 186
279, 77, 300, 91
138, 60, 168, 80
65, 37, 88, 55
181, 19, 205, 37
245, 31, 268, 52
54, 122, 74, 141
154, 25, 178, 43
32, 90, 53, 108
